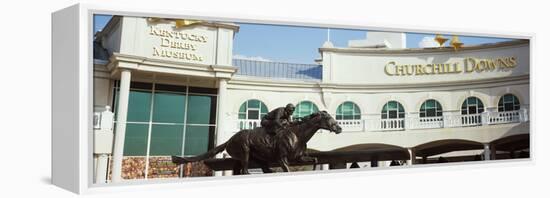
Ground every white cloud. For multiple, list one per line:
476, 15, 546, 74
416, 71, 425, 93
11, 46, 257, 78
418, 36, 439, 48
233, 54, 272, 62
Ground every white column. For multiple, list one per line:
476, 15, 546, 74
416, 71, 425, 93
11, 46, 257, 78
520, 108, 529, 122
483, 143, 491, 161
481, 111, 490, 125
404, 112, 414, 130
95, 154, 109, 183
442, 111, 457, 128
215, 78, 229, 176
111, 69, 131, 183
321, 164, 330, 170
407, 148, 415, 165
214, 170, 223, 177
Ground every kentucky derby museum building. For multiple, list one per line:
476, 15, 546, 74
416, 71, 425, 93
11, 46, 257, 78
92, 16, 530, 183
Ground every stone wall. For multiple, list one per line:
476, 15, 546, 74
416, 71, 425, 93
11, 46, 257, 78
108, 156, 212, 180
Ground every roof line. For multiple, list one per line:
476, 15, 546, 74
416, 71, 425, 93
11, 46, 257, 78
319, 39, 529, 54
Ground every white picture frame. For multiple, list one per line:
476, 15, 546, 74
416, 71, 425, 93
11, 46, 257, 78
52, 3, 534, 194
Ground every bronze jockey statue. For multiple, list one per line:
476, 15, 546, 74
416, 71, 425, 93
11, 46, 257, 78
261, 103, 295, 135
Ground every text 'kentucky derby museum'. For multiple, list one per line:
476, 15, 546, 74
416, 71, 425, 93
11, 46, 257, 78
92, 16, 530, 184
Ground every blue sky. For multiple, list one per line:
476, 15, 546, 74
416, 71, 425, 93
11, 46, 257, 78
94, 15, 512, 64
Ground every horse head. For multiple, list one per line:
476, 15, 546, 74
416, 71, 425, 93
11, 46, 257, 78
311, 111, 342, 134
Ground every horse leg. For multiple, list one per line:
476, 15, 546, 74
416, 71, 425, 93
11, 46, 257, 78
256, 160, 274, 173
278, 157, 291, 172
298, 156, 318, 164
261, 166, 273, 173
298, 156, 318, 170
232, 162, 242, 175
239, 147, 250, 175
250, 156, 273, 173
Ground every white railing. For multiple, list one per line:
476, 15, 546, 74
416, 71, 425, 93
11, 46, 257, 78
488, 110, 521, 125
234, 109, 528, 133
363, 118, 406, 131
380, 118, 405, 131
238, 119, 261, 130
337, 119, 364, 132
445, 114, 483, 127
408, 117, 444, 129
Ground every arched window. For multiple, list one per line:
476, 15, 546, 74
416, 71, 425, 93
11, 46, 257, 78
461, 97, 484, 115
381, 101, 405, 119
336, 102, 361, 120
294, 101, 319, 119
498, 94, 520, 112
419, 99, 443, 117
238, 99, 268, 120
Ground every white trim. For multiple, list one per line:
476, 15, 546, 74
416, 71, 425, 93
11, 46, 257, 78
457, 95, 487, 114
497, 94, 521, 112
179, 77, 190, 177
295, 100, 321, 118
493, 90, 527, 107
319, 40, 529, 54
413, 97, 448, 113
377, 99, 408, 115
232, 97, 272, 117
228, 75, 529, 92
144, 79, 157, 179
335, 101, 362, 120
107, 53, 238, 79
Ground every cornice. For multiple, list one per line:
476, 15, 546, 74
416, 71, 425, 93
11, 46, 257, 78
319, 39, 529, 55
229, 74, 529, 92
107, 53, 238, 75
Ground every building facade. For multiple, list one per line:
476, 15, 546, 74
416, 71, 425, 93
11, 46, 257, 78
93, 16, 530, 183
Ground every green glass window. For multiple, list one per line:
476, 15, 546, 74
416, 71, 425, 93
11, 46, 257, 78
187, 95, 217, 124
152, 92, 186, 123
248, 100, 260, 109
112, 81, 153, 121
238, 104, 246, 119
113, 82, 218, 176
149, 124, 184, 156
294, 101, 319, 119
382, 101, 405, 119
184, 126, 214, 156
123, 123, 149, 156
461, 97, 484, 115
336, 102, 361, 120
420, 99, 443, 117
238, 99, 268, 120
126, 90, 152, 122
498, 94, 520, 112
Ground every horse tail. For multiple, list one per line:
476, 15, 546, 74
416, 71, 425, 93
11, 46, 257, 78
171, 142, 228, 165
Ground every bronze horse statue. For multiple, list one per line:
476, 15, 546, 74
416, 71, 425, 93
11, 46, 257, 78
172, 111, 342, 174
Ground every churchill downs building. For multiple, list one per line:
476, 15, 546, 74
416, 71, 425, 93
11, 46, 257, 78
92, 16, 530, 184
